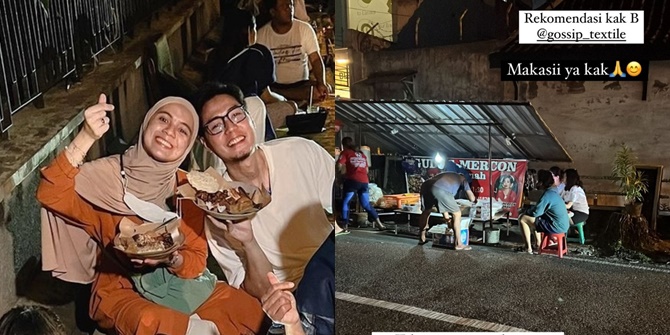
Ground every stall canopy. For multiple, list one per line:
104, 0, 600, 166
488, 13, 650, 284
336, 100, 572, 162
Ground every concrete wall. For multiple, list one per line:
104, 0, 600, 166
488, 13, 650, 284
352, 41, 670, 205
518, 63, 670, 203
0, 0, 220, 315
352, 39, 509, 101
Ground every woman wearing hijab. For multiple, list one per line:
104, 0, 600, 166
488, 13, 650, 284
37, 94, 268, 335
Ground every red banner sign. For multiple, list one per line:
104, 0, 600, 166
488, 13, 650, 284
451, 158, 528, 219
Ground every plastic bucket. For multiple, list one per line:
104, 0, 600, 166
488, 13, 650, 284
483, 228, 500, 244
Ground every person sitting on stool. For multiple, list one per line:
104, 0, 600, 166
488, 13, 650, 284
418, 172, 476, 249
517, 169, 571, 254
563, 168, 589, 225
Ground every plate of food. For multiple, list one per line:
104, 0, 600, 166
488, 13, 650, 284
179, 169, 272, 221
113, 217, 184, 259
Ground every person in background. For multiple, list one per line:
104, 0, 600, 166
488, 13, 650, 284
550, 166, 565, 195
563, 168, 590, 225
0, 305, 67, 335
337, 137, 385, 232
216, 8, 298, 142
516, 169, 571, 254
257, 0, 330, 103
192, 82, 334, 335
236, 0, 309, 30
418, 172, 476, 249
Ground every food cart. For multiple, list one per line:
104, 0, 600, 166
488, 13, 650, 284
336, 100, 573, 245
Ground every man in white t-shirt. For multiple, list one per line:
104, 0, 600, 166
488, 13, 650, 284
192, 82, 335, 334
257, 0, 329, 103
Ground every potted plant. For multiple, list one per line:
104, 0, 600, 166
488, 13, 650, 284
611, 145, 648, 216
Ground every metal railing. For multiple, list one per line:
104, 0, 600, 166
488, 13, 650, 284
0, 0, 175, 133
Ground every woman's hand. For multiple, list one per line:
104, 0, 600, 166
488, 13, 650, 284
261, 272, 303, 334
131, 250, 182, 268
82, 93, 114, 140
65, 94, 115, 167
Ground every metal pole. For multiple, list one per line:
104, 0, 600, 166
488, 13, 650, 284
357, 123, 362, 148
487, 124, 493, 237
354, 121, 501, 127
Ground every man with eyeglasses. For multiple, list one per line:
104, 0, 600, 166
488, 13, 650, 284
256, 0, 330, 104
191, 81, 335, 335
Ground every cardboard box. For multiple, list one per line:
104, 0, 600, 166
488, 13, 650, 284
428, 219, 471, 248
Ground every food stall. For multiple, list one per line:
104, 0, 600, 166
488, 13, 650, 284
336, 100, 573, 245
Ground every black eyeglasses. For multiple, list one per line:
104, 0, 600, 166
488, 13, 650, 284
202, 105, 248, 135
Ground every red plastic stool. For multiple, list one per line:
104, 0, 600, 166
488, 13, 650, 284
539, 233, 567, 258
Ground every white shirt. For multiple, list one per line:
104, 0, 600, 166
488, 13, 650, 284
564, 185, 589, 214
206, 137, 334, 287
245, 95, 266, 143
257, 20, 319, 84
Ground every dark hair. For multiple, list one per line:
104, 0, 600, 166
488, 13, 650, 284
495, 174, 516, 193
0, 305, 67, 335
342, 137, 354, 149
264, 0, 279, 11
564, 168, 584, 191
537, 169, 554, 189
191, 81, 245, 135
549, 166, 564, 179
501, 175, 514, 185
223, 9, 256, 60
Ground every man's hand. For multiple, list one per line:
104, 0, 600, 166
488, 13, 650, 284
207, 216, 256, 246
261, 273, 301, 326
82, 93, 114, 140
314, 83, 329, 102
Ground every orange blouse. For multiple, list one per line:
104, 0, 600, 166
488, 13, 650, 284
37, 152, 266, 335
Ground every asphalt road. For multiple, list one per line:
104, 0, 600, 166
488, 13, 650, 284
335, 229, 670, 335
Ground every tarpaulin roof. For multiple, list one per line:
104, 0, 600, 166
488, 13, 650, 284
336, 100, 572, 162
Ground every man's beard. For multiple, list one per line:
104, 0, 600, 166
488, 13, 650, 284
222, 146, 254, 164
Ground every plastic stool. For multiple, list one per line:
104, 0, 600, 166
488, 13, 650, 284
539, 232, 567, 258
574, 222, 585, 245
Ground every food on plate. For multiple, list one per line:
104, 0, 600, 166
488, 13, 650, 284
184, 170, 270, 216
186, 171, 219, 193
195, 186, 257, 214
119, 231, 174, 254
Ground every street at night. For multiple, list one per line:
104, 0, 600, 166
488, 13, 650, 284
336, 229, 670, 335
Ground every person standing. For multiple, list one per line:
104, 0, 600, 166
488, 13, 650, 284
337, 137, 385, 232
418, 172, 476, 249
